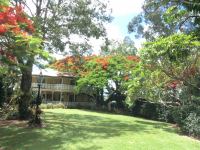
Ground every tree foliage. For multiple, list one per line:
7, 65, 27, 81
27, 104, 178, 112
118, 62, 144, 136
0, 3, 48, 68
101, 36, 137, 56
128, 33, 200, 102
0, 4, 47, 74
128, 0, 200, 41
76, 55, 139, 107
19, 0, 111, 52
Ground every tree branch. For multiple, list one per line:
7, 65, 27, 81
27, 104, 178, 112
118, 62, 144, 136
22, 0, 34, 17
179, 15, 200, 30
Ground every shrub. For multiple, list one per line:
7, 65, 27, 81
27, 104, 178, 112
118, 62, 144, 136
158, 105, 175, 123
131, 99, 160, 120
46, 103, 53, 109
53, 103, 65, 109
168, 96, 200, 138
40, 103, 65, 109
130, 99, 175, 122
172, 103, 200, 124
130, 96, 200, 138
0, 103, 19, 120
5, 111, 19, 120
182, 113, 200, 138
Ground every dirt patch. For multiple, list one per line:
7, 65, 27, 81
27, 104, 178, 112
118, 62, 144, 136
0, 120, 28, 128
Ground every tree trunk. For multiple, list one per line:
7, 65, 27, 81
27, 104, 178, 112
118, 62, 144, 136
0, 76, 5, 107
18, 62, 33, 119
96, 88, 104, 107
96, 88, 100, 107
100, 89, 104, 104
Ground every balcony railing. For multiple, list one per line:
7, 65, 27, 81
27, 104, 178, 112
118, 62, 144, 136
32, 83, 75, 92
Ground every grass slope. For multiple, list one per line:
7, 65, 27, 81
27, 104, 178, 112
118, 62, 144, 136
0, 109, 200, 150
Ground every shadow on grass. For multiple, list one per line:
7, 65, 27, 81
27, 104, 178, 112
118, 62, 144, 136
0, 110, 176, 150
135, 120, 178, 134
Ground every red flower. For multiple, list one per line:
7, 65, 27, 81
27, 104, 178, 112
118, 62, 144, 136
26, 20, 35, 33
0, 24, 7, 35
168, 80, 180, 89
127, 55, 140, 62
15, 5, 23, 14
4, 52, 16, 63
0, 4, 35, 35
124, 75, 129, 81
12, 26, 21, 34
0, 12, 5, 23
102, 63, 108, 70
16, 14, 25, 22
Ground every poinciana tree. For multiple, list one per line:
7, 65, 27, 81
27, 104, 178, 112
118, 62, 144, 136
0, 3, 48, 119
51, 55, 95, 75
76, 55, 140, 108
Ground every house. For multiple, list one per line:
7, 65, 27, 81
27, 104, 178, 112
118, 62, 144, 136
31, 68, 95, 108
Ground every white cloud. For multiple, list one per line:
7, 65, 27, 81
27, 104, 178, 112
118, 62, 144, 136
108, 0, 144, 16
51, 53, 66, 60
89, 38, 104, 54
134, 38, 146, 49
105, 23, 123, 41
88, 23, 124, 54
89, 22, 146, 55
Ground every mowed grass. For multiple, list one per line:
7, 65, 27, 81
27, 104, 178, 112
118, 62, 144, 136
0, 109, 200, 150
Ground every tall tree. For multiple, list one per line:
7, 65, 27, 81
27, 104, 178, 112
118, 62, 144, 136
0, 3, 46, 118
128, 0, 200, 41
128, 33, 200, 104
76, 55, 139, 108
8, 0, 111, 119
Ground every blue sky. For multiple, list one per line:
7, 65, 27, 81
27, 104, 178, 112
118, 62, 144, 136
106, 0, 144, 40
89, 0, 145, 53
110, 14, 137, 40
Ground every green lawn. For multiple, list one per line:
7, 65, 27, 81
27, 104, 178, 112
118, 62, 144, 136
0, 109, 200, 150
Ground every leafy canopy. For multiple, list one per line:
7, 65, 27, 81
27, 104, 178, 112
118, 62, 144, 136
127, 33, 200, 102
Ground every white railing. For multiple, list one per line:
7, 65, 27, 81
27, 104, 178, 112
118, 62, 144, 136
32, 83, 75, 92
